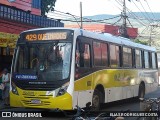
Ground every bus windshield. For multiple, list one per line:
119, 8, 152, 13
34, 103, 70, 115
13, 42, 72, 81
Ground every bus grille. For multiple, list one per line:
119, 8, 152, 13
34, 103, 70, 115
22, 95, 52, 106
22, 100, 51, 106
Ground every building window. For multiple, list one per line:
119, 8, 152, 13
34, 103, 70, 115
32, 0, 41, 9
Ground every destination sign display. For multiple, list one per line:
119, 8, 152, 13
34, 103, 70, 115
25, 32, 67, 41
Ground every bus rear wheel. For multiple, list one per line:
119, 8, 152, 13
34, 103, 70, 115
138, 83, 145, 98
92, 89, 102, 111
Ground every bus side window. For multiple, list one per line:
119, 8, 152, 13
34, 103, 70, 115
144, 51, 149, 68
135, 49, 142, 68
110, 44, 120, 68
152, 52, 156, 69
76, 43, 90, 68
75, 43, 91, 79
79, 52, 84, 67
83, 44, 90, 67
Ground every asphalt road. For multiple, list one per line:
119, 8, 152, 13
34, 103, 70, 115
0, 87, 160, 120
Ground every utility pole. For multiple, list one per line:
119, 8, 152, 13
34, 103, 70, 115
149, 25, 153, 46
149, 24, 158, 46
120, 0, 128, 38
80, 2, 83, 29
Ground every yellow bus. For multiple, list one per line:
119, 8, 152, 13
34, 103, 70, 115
10, 28, 158, 110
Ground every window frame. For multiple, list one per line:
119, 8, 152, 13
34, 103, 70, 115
93, 41, 109, 67
135, 49, 142, 68
122, 46, 132, 68
109, 43, 120, 68
144, 51, 149, 69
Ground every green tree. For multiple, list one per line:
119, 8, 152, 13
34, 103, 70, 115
41, 0, 56, 16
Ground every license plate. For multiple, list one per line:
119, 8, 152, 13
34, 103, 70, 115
31, 99, 41, 104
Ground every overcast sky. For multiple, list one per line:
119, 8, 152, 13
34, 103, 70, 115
48, 0, 160, 18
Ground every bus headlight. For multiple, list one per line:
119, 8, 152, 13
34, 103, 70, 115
11, 82, 19, 95
57, 85, 68, 96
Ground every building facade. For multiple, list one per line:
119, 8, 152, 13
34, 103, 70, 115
65, 24, 138, 39
0, 0, 64, 71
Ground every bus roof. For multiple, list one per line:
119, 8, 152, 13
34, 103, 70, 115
76, 29, 156, 51
21, 27, 156, 51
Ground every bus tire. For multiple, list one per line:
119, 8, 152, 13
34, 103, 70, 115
91, 89, 102, 111
138, 83, 145, 98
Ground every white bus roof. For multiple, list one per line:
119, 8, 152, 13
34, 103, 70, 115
22, 27, 156, 51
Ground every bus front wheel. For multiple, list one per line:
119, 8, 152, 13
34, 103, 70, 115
92, 89, 102, 111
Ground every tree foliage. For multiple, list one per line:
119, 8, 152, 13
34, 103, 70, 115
134, 39, 148, 45
41, 0, 56, 16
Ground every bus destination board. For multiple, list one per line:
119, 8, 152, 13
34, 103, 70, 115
25, 32, 67, 41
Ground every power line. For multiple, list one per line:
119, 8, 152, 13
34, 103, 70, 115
115, 0, 124, 9
108, 0, 123, 12
117, 0, 149, 24
61, 16, 120, 23
111, 17, 122, 26
53, 10, 81, 20
53, 1, 148, 30
115, 0, 150, 38
55, 10, 120, 22
128, 16, 148, 26
115, 0, 149, 26
48, 12, 73, 20
50, 10, 77, 19
66, 12, 81, 28
126, 17, 140, 37
127, 23, 154, 40
139, 0, 152, 21
140, 25, 149, 35
132, 0, 151, 23
93, 15, 121, 22
126, 8, 149, 26
61, 19, 119, 25
128, 15, 159, 21
50, 9, 122, 25
115, 1, 147, 24
145, 0, 156, 20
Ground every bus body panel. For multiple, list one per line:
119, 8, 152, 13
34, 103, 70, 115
10, 87, 72, 110
74, 68, 158, 108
